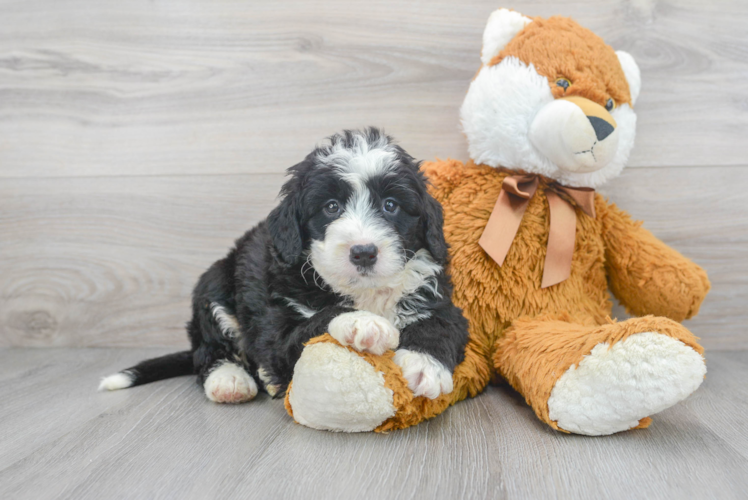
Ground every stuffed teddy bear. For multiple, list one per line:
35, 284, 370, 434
284, 9, 710, 435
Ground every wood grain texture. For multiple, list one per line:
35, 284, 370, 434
0, 348, 746, 500
1, 2, 746, 498
0, 0, 746, 349
0, 0, 746, 180
2, 166, 745, 348
0, 174, 285, 347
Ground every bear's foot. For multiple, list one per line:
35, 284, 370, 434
286, 334, 489, 432
287, 340, 396, 432
547, 331, 706, 436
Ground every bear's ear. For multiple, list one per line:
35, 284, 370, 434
481, 8, 533, 65
616, 50, 641, 105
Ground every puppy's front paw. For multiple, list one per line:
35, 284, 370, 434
204, 362, 258, 404
393, 349, 453, 399
328, 311, 399, 355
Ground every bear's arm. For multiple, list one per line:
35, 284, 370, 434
598, 198, 710, 322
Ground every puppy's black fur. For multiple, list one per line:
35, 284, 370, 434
104, 128, 468, 399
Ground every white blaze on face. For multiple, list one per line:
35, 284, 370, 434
310, 187, 402, 292
310, 134, 403, 291
308, 132, 443, 324
319, 132, 398, 190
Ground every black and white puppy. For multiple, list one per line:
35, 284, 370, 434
99, 128, 469, 403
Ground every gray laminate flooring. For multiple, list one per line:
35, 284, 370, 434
0, 348, 746, 500
2, 1, 747, 499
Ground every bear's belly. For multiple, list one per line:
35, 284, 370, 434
432, 165, 611, 346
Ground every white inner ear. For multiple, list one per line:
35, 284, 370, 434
481, 8, 533, 65
615, 50, 641, 105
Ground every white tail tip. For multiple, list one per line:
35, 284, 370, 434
98, 372, 134, 392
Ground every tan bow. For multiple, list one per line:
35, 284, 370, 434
478, 174, 596, 288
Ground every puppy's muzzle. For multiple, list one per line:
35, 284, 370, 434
529, 96, 619, 174
349, 244, 378, 269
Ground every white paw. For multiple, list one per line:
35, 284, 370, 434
204, 362, 258, 404
393, 349, 453, 399
548, 331, 706, 436
328, 311, 399, 355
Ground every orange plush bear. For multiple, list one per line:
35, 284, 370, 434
285, 9, 710, 435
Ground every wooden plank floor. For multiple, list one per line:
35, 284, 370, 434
0, 348, 746, 500
1, 2, 747, 498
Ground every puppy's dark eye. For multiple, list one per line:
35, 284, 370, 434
555, 78, 570, 90
605, 98, 615, 111
383, 199, 398, 214
324, 200, 340, 215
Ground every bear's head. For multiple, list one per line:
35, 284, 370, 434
461, 9, 641, 188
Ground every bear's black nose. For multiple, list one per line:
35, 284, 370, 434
588, 116, 615, 141
350, 244, 378, 268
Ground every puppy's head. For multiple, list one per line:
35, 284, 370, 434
267, 128, 446, 293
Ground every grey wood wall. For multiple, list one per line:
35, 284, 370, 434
1, 0, 746, 349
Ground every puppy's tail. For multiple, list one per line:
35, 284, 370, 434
98, 350, 194, 392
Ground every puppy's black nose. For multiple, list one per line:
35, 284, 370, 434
350, 244, 378, 268
587, 116, 615, 141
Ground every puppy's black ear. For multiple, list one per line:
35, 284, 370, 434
267, 163, 307, 264
422, 192, 449, 264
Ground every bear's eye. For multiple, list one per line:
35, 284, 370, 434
605, 98, 615, 111
555, 78, 570, 90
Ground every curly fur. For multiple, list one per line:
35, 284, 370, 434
285, 13, 710, 434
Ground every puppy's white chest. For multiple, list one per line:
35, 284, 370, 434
351, 287, 402, 325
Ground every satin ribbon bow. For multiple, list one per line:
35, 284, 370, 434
478, 174, 596, 288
